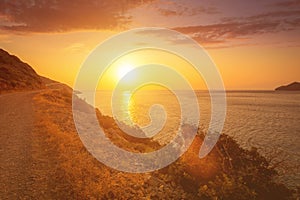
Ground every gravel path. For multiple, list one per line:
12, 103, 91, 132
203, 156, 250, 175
0, 91, 74, 199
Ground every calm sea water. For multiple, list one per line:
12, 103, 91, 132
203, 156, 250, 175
86, 90, 300, 187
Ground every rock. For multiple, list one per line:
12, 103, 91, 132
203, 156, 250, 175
275, 82, 300, 91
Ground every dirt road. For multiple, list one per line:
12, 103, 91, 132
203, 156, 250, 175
0, 91, 74, 199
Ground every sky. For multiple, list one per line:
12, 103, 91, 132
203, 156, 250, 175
0, 0, 299, 90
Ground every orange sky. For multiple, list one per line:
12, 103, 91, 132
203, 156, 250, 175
0, 0, 299, 90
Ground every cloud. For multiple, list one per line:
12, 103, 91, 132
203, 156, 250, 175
241, 10, 300, 20
1, 0, 299, 50
158, 8, 178, 17
0, 0, 153, 32
63, 43, 87, 54
272, 0, 300, 7
158, 6, 218, 17
132, 0, 300, 48
173, 21, 279, 44
156, 1, 218, 17
173, 9, 300, 46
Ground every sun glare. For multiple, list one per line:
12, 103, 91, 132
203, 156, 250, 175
117, 63, 134, 80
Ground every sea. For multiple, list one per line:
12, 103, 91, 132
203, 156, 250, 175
80, 90, 300, 188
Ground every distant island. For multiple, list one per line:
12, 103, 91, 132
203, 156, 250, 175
275, 82, 300, 91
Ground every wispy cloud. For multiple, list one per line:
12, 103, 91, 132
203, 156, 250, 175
271, 0, 300, 7
173, 8, 300, 47
174, 22, 273, 43
157, 3, 219, 17
0, 0, 153, 32
63, 43, 88, 54
1, 0, 299, 49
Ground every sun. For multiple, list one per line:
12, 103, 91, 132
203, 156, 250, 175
117, 63, 134, 80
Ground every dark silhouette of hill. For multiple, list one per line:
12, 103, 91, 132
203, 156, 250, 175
275, 82, 300, 91
0, 49, 44, 93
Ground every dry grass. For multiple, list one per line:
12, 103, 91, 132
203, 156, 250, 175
32, 86, 214, 199
33, 88, 151, 199
32, 87, 295, 199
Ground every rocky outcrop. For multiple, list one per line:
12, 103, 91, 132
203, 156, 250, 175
275, 82, 300, 91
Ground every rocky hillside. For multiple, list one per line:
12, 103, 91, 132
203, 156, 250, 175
275, 82, 300, 91
0, 49, 44, 93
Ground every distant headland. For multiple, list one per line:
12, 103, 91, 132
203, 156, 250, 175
275, 82, 300, 91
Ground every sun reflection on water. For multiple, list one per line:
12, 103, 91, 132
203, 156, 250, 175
96, 88, 182, 143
